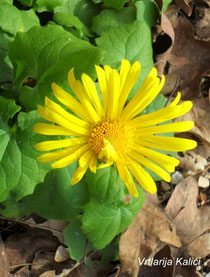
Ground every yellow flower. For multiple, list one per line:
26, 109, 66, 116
33, 59, 196, 197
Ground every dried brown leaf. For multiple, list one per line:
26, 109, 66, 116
0, 237, 9, 277
174, 0, 193, 16
155, 13, 175, 76
175, 98, 210, 146
195, 5, 210, 41
5, 230, 59, 266
165, 176, 210, 258
119, 194, 181, 277
166, 17, 210, 99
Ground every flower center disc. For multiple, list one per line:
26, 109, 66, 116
89, 121, 134, 154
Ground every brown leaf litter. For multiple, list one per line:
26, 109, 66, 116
119, 194, 181, 277
165, 16, 210, 99
165, 176, 210, 258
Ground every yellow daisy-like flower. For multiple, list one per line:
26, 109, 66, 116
33, 59, 197, 197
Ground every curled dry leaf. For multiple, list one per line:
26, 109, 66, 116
5, 229, 59, 269
165, 176, 210, 258
166, 17, 210, 99
119, 194, 181, 277
0, 237, 9, 277
155, 13, 175, 76
175, 98, 210, 146
174, 0, 193, 16
194, 6, 210, 41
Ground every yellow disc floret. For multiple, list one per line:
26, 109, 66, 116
89, 121, 134, 155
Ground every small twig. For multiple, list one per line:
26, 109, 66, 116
169, 205, 185, 230
0, 81, 13, 85
0, 216, 62, 234
9, 263, 33, 269
84, 239, 88, 261
165, 77, 181, 107
180, 229, 210, 253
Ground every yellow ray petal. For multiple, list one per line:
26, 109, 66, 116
37, 146, 79, 163
106, 69, 120, 120
89, 154, 97, 173
119, 59, 131, 92
120, 69, 165, 121
128, 160, 157, 194
128, 101, 193, 128
168, 92, 181, 106
34, 138, 87, 151
68, 69, 101, 123
118, 61, 141, 115
131, 144, 179, 172
128, 150, 171, 182
137, 135, 197, 151
136, 121, 194, 136
38, 105, 90, 137
82, 73, 105, 117
79, 149, 93, 168
95, 65, 108, 113
52, 82, 90, 122
51, 144, 89, 168
116, 161, 139, 197
71, 152, 94, 185
33, 123, 72, 136
45, 97, 90, 129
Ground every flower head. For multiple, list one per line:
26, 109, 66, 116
33, 59, 196, 197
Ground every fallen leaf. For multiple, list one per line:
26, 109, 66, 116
5, 229, 59, 267
174, 0, 193, 16
194, 3, 210, 41
138, 245, 174, 277
166, 17, 210, 99
0, 236, 9, 277
119, 194, 181, 277
155, 13, 175, 76
175, 98, 210, 146
165, 176, 210, 258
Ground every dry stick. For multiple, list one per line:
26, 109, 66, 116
0, 81, 13, 85
0, 215, 62, 234
168, 205, 185, 231
165, 77, 181, 107
180, 229, 210, 253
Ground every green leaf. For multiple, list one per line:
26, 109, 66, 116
22, 163, 89, 220
92, 0, 102, 3
55, 0, 101, 27
85, 167, 126, 204
0, 2, 39, 36
100, 237, 119, 262
18, 0, 33, 6
63, 219, 94, 261
8, 25, 104, 111
35, 0, 65, 11
163, 0, 172, 11
54, 12, 92, 38
0, 101, 52, 202
0, 32, 13, 83
96, 20, 153, 100
81, 186, 145, 249
91, 7, 136, 35
0, 0, 13, 4
102, 0, 127, 10
135, 0, 160, 27
0, 197, 26, 219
